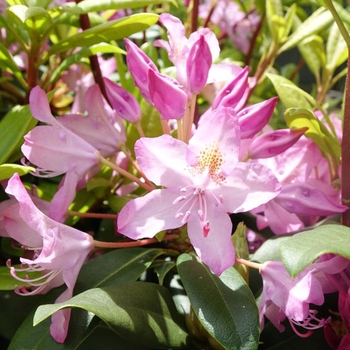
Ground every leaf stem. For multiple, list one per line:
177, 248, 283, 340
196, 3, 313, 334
235, 257, 262, 270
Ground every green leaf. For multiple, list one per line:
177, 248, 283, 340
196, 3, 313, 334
326, 22, 348, 71
266, 73, 311, 109
298, 35, 325, 78
0, 265, 42, 290
155, 261, 176, 285
177, 253, 259, 350
284, 108, 340, 161
252, 235, 292, 263
0, 105, 37, 164
48, 13, 159, 54
48, 43, 125, 85
280, 224, 350, 277
0, 164, 35, 181
65, 0, 177, 14
34, 283, 189, 349
279, 7, 333, 53
75, 247, 168, 291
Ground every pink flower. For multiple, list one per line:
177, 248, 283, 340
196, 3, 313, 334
117, 106, 280, 274
3, 173, 93, 343
23, 86, 102, 221
259, 255, 350, 336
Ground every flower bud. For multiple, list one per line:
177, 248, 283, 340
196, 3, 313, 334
124, 38, 158, 103
212, 66, 249, 111
148, 69, 187, 120
249, 127, 307, 159
238, 97, 278, 139
186, 35, 212, 94
103, 77, 141, 123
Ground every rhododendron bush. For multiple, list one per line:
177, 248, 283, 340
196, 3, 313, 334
1, 0, 350, 349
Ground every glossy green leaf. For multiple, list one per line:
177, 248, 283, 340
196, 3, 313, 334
232, 223, 249, 283
326, 22, 348, 71
0, 105, 37, 164
266, 0, 285, 44
280, 224, 350, 278
155, 261, 176, 286
252, 235, 292, 263
266, 73, 311, 109
298, 35, 325, 78
48, 13, 159, 54
24, 6, 52, 33
284, 108, 340, 161
64, 0, 177, 14
177, 253, 259, 350
48, 43, 125, 85
0, 164, 35, 181
279, 8, 332, 53
75, 247, 168, 291
34, 283, 189, 349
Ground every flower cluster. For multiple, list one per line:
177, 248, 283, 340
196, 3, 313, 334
1, 4, 349, 348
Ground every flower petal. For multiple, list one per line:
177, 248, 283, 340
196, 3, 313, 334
187, 202, 234, 275
135, 135, 191, 188
117, 189, 184, 239
213, 162, 281, 213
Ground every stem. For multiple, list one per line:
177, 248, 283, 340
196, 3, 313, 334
244, 13, 265, 67
135, 121, 146, 138
235, 257, 262, 270
342, 53, 350, 226
98, 154, 155, 191
190, 0, 199, 33
76, 1, 110, 105
121, 145, 155, 189
68, 211, 118, 219
324, 0, 350, 48
93, 233, 179, 249
183, 94, 197, 143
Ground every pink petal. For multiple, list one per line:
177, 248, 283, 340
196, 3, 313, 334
22, 124, 98, 174
117, 189, 184, 239
263, 200, 304, 234
275, 183, 347, 216
187, 202, 235, 275
212, 162, 281, 213
135, 135, 190, 188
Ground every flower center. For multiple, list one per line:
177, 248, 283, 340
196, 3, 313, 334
189, 142, 226, 185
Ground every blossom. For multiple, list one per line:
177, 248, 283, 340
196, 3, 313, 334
118, 106, 280, 274
259, 255, 350, 335
3, 173, 93, 343
22, 86, 103, 221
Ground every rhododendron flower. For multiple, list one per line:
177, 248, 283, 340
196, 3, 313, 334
23, 86, 104, 221
118, 106, 280, 274
259, 255, 350, 335
3, 173, 93, 343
